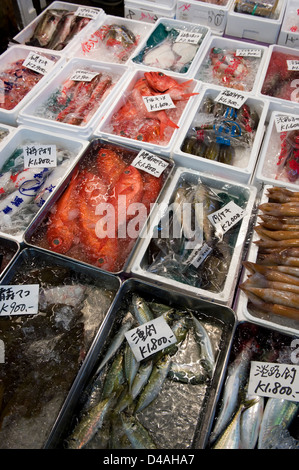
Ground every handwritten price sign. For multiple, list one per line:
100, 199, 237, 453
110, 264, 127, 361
0, 285, 39, 316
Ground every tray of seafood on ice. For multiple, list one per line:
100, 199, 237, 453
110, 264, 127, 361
172, 86, 268, 185
131, 17, 210, 78
236, 184, 299, 337
95, 68, 200, 156
0, 236, 19, 280
0, 247, 120, 449
206, 321, 299, 449
0, 45, 65, 126
11, 1, 104, 57
0, 125, 89, 243
254, 111, 299, 190
257, 44, 299, 106
17, 57, 130, 140
71, 15, 154, 65
195, 36, 269, 95
44, 278, 236, 449
24, 138, 174, 276
130, 166, 257, 306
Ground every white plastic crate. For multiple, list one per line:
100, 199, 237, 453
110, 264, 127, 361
17, 58, 130, 140
130, 17, 211, 79
124, 0, 176, 23
225, 0, 287, 44
176, 0, 234, 35
94, 67, 201, 156
172, 85, 269, 185
278, 0, 299, 48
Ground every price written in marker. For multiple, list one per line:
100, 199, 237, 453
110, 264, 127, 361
0, 285, 39, 316
208, 200, 246, 234
23, 145, 57, 168
75, 6, 99, 20
125, 315, 177, 362
275, 113, 299, 133
248, 361, 299, 402
132, 150, 169, 177
287, 60, 299, 71
175, 30, 202, 44
215, 89, 247, 109
143, 94, 176, 112
23, 52, 55, 75
71, 69, 99, 82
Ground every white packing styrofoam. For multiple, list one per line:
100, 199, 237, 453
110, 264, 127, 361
124, 0, 176, 23
277, 0, 299, 49
130, 166, 257, 306
17, 58, 130, 140
130, 17, 211, 79
172, 85, 269, 185
176, 0, 234, 35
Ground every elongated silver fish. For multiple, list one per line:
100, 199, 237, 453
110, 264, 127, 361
131, 360, 153, 400
101, 352, 125, 400
240, 394, 264, 449
120, 413, 157, 449
191, 313, 215, 377
124, 342, 140, 390
132, 295, 154, 324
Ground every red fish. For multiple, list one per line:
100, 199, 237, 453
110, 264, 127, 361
144, 71, 198, 100
141, 171, 163, 212
97, 147, 127, 188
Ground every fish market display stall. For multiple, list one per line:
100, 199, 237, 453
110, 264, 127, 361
236, 185, 299, 337
172, 86, 268, 184
277, 0, 299, 49
257, 44, 299, 106
11, 1, 104, 57
95, 68, 200, 156
71, 15, 154, 65
0, 126, 89, 243
0, 248, 120, 449
130, 166, 257, 306
254, 111, 299, 190
24, 138, 173, 275
0, 237, 19, 280
17, 58, 130, 140
206, 321, 299, 449
131, 18, 210, 78
195, 36, 269, 94
0, 45, 65, 126
44, 278, 236, 449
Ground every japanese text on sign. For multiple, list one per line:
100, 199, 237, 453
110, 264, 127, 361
23, 52, 55, 75
215, 89, 247, 109
275, 113, 299, 133
132, 150, 168, 177
0, 285, 39, 316
235, 49, 262, 57
71, 69, 99, 82
190, 243, 212, 268
75, 6, 99, 19
143, 94, 176, 112
23, 145, 57, 168
248, 361, 299, 402
287, 60, 299, 71
175, 30, 202, 44
125, 315, 177, 362
208, 200, 245, 233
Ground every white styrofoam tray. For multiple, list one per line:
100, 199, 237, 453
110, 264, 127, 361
176, 0, 234, 35
277, 0, 299, 49
0, 125, 89, 243
11, 1, 105, 57
94, 67, 201, 156
129, 166, 257, 306
235, 184, 299, 337
225, 0, 287, 44
17, 58, 130, 140
172, 85, 269, 185
124, 0, 176, 23
70, 14, 154, 65
194, 36, 270, 95
130, 17, 211, 79
0, 45, 65, 126
0, 123, 18, 149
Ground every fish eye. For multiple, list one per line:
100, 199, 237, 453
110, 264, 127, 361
158, 72, 164, 76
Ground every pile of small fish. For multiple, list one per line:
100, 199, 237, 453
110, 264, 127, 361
197, 47, 262, 92
65, 294, 219, 449
31, 144, 165, 272
209, 323, 299, 449
240, 186, 299, 321
261, 50, 299, 103
106, 71, 198, 145
181, 96, 259, 166
146, 178, 245, 293
0, 143, 74, 236
275, 130, 299, 184
0, 260, 115, 449
35, 71, 118, 127
25, 9, 91, 51
132, 22, 206, 74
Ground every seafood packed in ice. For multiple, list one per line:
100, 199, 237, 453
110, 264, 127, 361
234, 0, 280, 18
25, 9, 92, 51
275, 130, 299, 184
181, 96, 259, 168
240, 186, 299, 323
0, 239, 18, 275
0, 55, 58, 111
0, 142, 75, 237
0, 256, 116, 449
34, 69, 120, 127
196, 46, 263, 92
132, 22, 208, 74
208, 322, 299, 449
261, 50, 299, 103
28, 141, 170, 273
62, 293, 223, 449
102, 71, 198, 146
79, 23, 142, 63
144, 177, 248, 294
